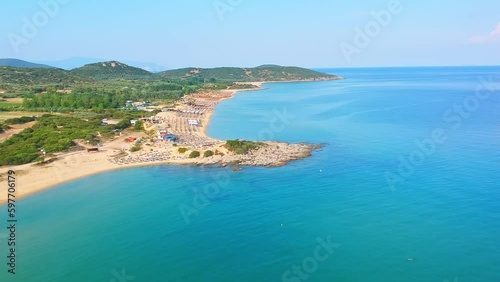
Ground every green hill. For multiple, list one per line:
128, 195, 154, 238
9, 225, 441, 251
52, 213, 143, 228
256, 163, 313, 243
0, 62, 342, 93
71, 61, 153, 80
157, 65, 341, 82
0, 58, 54, 69
0, 67, 94, 89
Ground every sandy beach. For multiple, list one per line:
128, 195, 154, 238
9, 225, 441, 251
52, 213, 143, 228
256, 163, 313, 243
0, 82, 318, 204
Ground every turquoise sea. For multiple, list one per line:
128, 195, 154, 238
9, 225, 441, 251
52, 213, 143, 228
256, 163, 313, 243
1, 66, 499, 282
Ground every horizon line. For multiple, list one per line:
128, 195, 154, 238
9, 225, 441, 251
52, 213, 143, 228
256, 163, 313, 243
2, 57, 500, 71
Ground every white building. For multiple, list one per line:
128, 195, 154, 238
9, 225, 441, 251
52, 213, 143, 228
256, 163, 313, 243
188, 120, 199, 126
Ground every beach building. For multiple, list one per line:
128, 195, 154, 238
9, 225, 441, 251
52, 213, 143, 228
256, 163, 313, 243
188, 120, 199, 126
163, 134, 178, 142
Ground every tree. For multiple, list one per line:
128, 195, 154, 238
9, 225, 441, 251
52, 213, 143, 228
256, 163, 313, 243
225, 140, 264, 154
115, 119, 131, 130
134, 120, 144, 131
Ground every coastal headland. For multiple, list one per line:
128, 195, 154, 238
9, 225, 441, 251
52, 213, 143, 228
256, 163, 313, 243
0, 79, 334, 204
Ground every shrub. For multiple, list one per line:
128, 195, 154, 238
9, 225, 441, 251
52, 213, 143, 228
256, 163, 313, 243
115, 119, 131, 130
178, 147, 188, 153
5, 116, 36, 125
130, 143, 142, 152
203, 150, 214, 158
0, 123, 10, 133
189, 151, 200, 158
134, 120, 144, 131
225, 140, 264, 154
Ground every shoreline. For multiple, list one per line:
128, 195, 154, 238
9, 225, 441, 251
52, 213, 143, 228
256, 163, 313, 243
0, 80, 328, 204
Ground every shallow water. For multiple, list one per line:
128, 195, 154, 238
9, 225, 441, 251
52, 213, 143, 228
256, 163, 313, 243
1, 66, 499, 282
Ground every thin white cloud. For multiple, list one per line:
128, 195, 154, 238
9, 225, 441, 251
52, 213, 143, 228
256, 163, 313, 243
469, 22, 500, 44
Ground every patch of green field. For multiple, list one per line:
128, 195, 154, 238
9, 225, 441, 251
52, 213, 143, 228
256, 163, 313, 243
0, 111, 57, 122
0, 102, 22, 108
0, 115, 121, 166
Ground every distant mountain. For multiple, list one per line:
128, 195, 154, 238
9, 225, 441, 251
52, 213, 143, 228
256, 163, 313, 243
157, 65, 341, 82
0, 62, 341, 90
70, 61, 154, 80
37, 57, 167, 72
0, 58, 54, 69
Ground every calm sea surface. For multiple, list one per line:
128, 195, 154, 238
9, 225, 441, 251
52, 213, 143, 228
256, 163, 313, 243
1, 66, 499, 282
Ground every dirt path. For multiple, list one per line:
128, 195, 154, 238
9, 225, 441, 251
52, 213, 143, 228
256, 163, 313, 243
0, 121, 37, 143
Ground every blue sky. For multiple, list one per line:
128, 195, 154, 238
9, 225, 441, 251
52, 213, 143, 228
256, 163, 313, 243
1, 0, 499, 69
